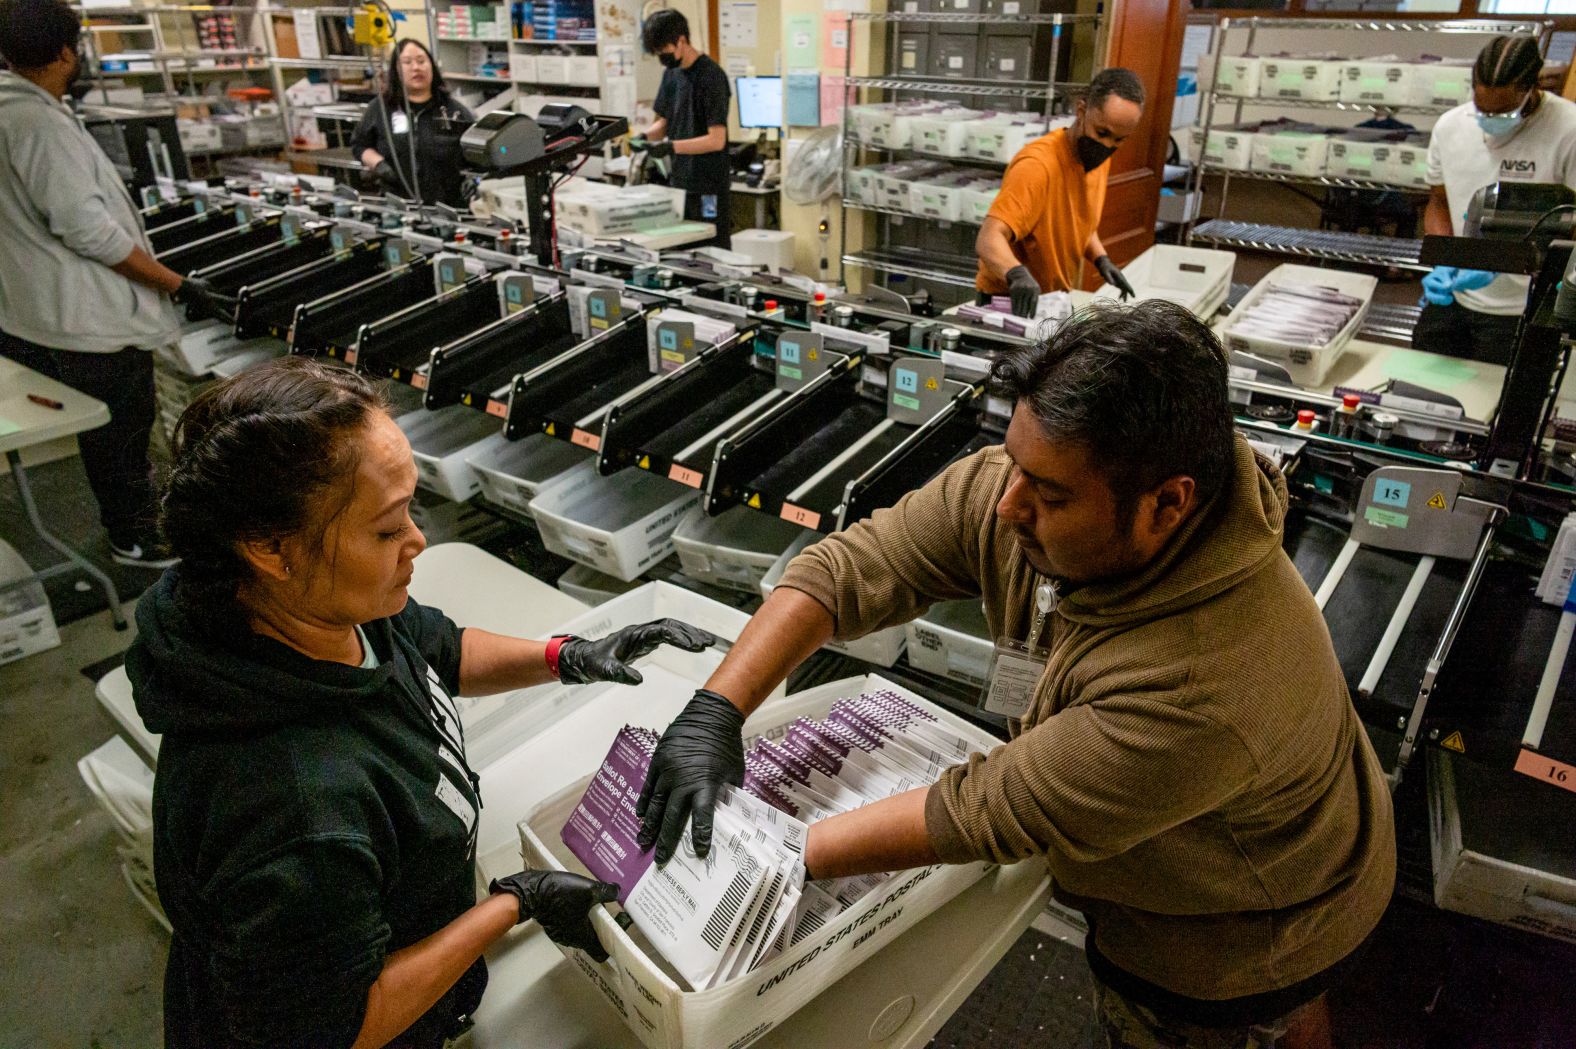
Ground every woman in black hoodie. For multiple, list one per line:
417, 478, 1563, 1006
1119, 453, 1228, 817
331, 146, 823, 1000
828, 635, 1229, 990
128, 357, 715, 1048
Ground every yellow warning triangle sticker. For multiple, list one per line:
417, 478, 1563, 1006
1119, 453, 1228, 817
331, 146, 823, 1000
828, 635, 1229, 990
1441, 731, 1465, 753
638, 455, 650, 470
747, 493, 762, 509
1428, 492, 1447, 510
544, 422, 556, 436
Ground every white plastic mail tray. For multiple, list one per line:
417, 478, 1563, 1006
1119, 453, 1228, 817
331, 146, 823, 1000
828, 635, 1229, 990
529, 469, 702, 582
557, 562, 643, 606
398, 405, 503, 502
761, 531, 908, 667
672, 506, 808, 595
1093, 244, 1235, 320
516, 673, 1022, 1049
904, 599, 993, 689
465, 432, 597, 516
1220, 263, 1376, 388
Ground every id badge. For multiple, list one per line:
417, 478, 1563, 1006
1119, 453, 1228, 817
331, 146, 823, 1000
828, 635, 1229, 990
701, 193, 719, 219
391, 110, 410, 136
979, 638, 1048, 720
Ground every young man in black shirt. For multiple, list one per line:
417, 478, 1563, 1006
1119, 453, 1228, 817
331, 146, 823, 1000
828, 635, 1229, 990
637, 10, 732, 247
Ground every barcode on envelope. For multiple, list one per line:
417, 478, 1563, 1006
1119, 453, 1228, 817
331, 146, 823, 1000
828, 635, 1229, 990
701, 869, 755, 950
738, 870, 784, 949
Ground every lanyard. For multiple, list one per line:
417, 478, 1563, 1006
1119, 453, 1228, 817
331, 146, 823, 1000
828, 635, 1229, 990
1028, 580, 1058, 651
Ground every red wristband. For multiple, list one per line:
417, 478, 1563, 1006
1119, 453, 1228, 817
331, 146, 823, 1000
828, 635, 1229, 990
544, 635, 569, 679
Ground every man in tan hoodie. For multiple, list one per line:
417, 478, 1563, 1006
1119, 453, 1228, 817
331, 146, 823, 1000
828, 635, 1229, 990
636, 300, 1396, 1048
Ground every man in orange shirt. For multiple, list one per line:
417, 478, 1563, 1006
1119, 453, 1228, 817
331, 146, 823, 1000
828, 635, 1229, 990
976, 68, 1146, 317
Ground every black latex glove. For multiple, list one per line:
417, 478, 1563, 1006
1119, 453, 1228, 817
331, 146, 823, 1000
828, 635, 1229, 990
1095, 255, 1134, 301
173, 276, 237, 323
371, 158, 403, 191
1004, 264, 1041, 319
557, 618, 717, 686
646, 139, 674, 160
490, 870, 620, 962
636, 688, 746, 865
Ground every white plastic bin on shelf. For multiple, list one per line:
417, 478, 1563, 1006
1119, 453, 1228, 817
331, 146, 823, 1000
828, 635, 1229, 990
465, 432, 597, 516
1093, 244, 1235, 320
466, 582, 771, 884
1250, 129, 1330, 178
530, 468, 702, 582
962, 182, 1001, 224
1194, 124, 1256, 171
1340, 58, 1413, 107
910, 108, 976, 157
1411, 59, 1473, 108
1259, 56, 1343, 101
556, 562, 642, 606
1220, 264, 1376, 388
398, 405, 502, 502
1376, 134, 1430, 189
516, 673, 1013, 1049
904, 599, 992, 689
1212, 55, 1262, 97
671, 506, 807, 594
761, 531, 908, 667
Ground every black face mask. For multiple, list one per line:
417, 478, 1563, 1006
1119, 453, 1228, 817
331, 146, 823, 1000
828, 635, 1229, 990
658, 51, 681, 69
1075, 134, 1116, 172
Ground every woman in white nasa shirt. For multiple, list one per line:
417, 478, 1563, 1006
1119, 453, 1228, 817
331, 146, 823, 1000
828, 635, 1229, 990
1416, 35, 1576, 366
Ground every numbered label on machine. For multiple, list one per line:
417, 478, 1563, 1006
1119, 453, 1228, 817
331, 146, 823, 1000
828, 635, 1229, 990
496, 272, 535, 315
776, 331, 835, 392
329, 228, 354, 258
1352, 467, 1489, 560
280, 213, 301, 246
654, 321, 697, 373
586, 288, 624, 332
383, 239, 413, 269
436, 256, 469, 294
887, 358, 949, 427
235, 200, 255, 226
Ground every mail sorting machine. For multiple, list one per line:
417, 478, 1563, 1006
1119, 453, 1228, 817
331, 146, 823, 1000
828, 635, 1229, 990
131, 183, 1576, 946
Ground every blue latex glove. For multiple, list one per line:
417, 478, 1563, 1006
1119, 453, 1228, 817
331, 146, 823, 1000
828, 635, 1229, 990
1452, 269, 1495, 292
1420, 266, 1458, 307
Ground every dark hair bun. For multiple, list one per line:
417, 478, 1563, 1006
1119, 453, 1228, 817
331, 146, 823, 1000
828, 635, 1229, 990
159, 357, 386, 620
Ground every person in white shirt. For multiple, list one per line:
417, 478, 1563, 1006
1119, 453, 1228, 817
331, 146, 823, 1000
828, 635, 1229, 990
1416, 35, 1576, 366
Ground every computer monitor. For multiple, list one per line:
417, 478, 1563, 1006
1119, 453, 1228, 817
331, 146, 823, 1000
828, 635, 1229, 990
737, 76, 783, 130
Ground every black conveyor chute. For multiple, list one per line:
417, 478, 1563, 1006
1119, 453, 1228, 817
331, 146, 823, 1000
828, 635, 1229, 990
353, 275, 500, 387
505, 310, 652, 448
706, 352, 865, 524
148, 204, 238, 253
597, 328, 777, 488
840, 388, 987, 529
194, 226, 338, 297
423, 293, 577, 413
288, 257, 437, 360
157, 215, 282, 277
141, 197, 201, 231
233, 238, 389, 341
